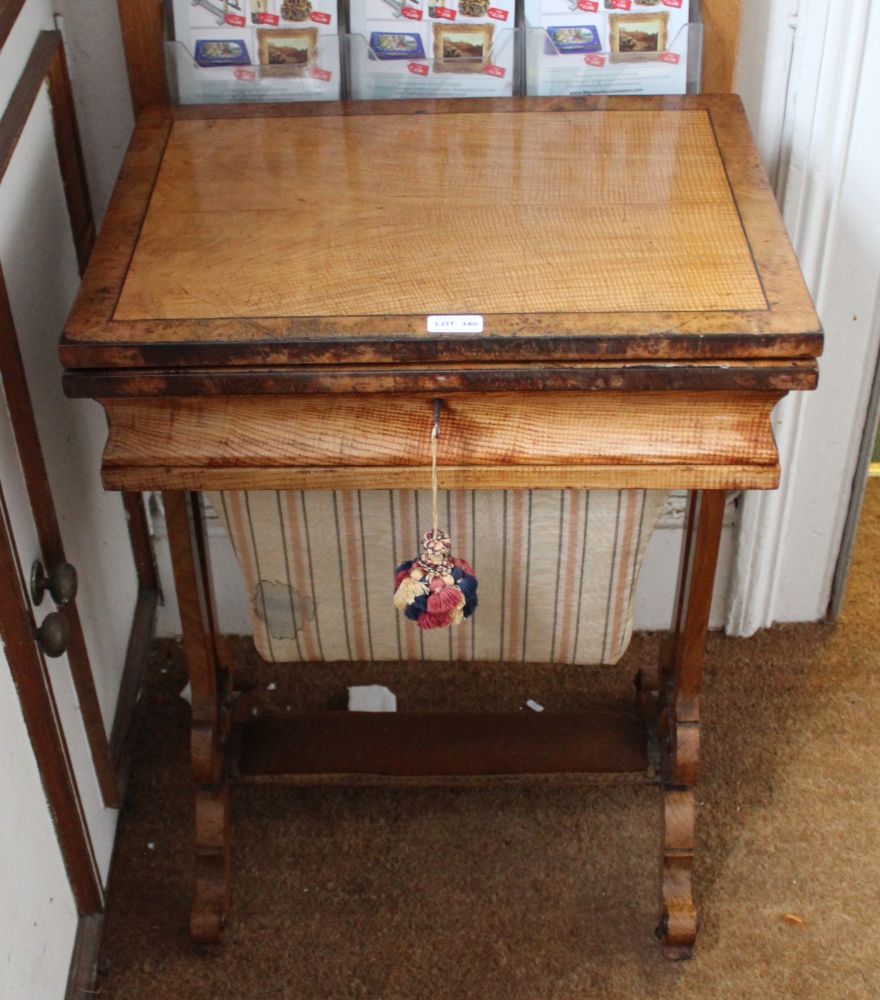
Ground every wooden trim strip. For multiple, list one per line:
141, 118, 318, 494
103, 463, 780, 493
0, 482, 104, 915
708, 94, 818, 329
60, 332, 825, 373
0, 30, 59, 182
0, 31, 95, 273
63, 360, 819, 398
44, 33, 95, 273
0, 0, 27, 55
0, 270, 120, 808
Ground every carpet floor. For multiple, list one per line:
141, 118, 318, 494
95, 482, 880, 999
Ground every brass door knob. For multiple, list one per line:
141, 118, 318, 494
35, 611, 70, 658
30, 560, 78, 606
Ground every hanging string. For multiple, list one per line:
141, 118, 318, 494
431, 405, 439, 534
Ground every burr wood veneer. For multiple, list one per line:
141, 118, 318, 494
61, 95, 820, 957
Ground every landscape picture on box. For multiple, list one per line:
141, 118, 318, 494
546, 25, 601, 54
608, 11, 668, 60
369, 32, 426, 60
194, 38, 251, 66
458, 0, 490, 16
433, 23, 493, 72
281, 0, 314, 19
257, 27, 318, 73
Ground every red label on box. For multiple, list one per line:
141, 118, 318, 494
584, 53, 606, 67
309, 10, 331, 23
311, 66, 332, 81
659, 51, 680, 64
234, 68, 257, 81
577, 0, 598, 10
408, 61, 429, 75
432, 6, 456, 19
402, 5, 423, 19
225, 13, 246, 26
482, 63, 505, 78
254, 12, 279, 24
609, 0, 630, 8
487, 6, 509, 20
663, 0, 683, 7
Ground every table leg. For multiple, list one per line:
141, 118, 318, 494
163, 491, 230, 945
657, 490, 725, 959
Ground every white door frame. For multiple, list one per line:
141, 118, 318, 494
728, 0, 880, 635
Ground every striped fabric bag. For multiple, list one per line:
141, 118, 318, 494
208, 489, 667, 666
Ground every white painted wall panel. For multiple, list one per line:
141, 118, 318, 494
55, 0, 134, 225
731, 0, 880, 631
0, 653, 78, 1000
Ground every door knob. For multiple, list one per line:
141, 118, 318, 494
30, 560, 78, 606
35, 611, 70, 658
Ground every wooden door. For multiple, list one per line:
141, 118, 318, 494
0, 357, 104, 916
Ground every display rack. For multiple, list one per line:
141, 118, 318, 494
165, 0, 703, 102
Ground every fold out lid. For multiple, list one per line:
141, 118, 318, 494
60, 96, 822, 379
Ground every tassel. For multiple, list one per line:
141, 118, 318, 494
427, 586, 464, 615
394, 528, 478, 630
393, 401, 478, 630
418, 610, 452, 631
393, 575, 428, 611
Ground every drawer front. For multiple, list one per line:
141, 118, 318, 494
100, 390, 783, 491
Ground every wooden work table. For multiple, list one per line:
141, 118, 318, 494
61, 95, 820, 955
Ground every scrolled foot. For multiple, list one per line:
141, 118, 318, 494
660, 787, 697, 958
190, 785, 230, 946
656, 904, 696, 960
190, 891, 226, 946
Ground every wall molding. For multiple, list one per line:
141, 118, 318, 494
0, 0, 27, 51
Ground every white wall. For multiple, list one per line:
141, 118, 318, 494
730, 0, 880, 632
0, 650, 79, 1000
0, 1, 134, 995
56, 0, 135, 224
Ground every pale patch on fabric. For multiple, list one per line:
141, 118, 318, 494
253, 580, 316, 640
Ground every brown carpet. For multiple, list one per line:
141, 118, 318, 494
97, 483, 880, 999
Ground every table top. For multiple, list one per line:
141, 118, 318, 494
61, 96, 820, 391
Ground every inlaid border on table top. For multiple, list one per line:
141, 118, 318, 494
60, 95, 822, 377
